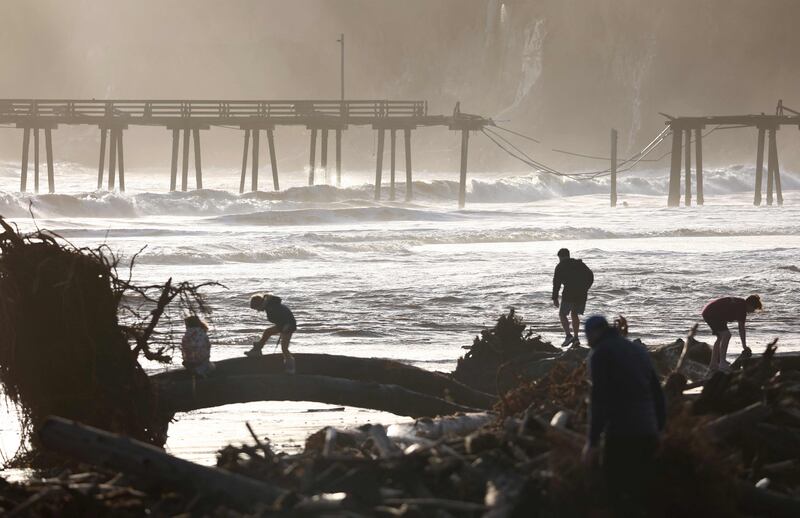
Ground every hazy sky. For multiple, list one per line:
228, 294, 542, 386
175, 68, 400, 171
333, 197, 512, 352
1, 0, 798, 171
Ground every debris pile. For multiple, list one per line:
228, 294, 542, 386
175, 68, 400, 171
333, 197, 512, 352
0, 217, 212, 463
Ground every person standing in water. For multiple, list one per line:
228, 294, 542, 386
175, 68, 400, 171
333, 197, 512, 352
552, 248, 594, 346
702, 294, 762, 371
246, 293, 297, 374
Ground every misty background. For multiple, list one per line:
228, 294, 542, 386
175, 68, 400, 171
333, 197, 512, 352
1, 0, 798, 178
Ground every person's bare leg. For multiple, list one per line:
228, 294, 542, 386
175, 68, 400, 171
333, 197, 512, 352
571, 311, 580, 341
709, 338, 720, 370
281, 332, 295, 374
560, 312, 571, 336
719, 331, 732, 365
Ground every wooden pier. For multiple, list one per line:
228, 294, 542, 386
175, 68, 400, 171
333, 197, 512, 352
0, 99, 489, 207
666, 101, 799, 207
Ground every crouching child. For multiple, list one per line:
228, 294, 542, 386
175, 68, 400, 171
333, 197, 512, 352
181, 315, 216, 377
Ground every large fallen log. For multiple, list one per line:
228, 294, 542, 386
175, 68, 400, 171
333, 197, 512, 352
151, 353, 495, 409
155, 373, 481, 418
38, 416, 291, 510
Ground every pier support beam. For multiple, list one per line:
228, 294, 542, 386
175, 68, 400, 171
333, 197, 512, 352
320, 129, 329, 184
181, 128, 190, 191
770, 128, 783, 205
108, 127, 117, 190
695, 127, 704, 205
667, 127, 682, 207
252, 129, 260, 192
34, 128, 40, 193
404, 128, 413, 201
754, 128, 765, 206
389, 129, 397, 201
239, 129, 250, 194
193, 128, 202, 190
684, 129, 692, 206
170, 128, 179, 192
374, 129, 385, 200
308, 128, 317, 186
116, 129, 125, 192
610, 129, 617, 207
20, 128, 30, 192
98, 128, 107, 190
45, 128, 55, 194
766, 129, 775, 205
268, 129, 279, 191
458, 129, 470, 209
335, 129, 342, 187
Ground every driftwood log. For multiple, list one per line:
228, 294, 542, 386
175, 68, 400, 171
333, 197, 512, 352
151, 353, 495, 409
38, 417, 292, 510
154, 373, 481, 419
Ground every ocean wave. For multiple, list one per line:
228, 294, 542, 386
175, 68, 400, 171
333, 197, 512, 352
133, 246, 317, 265
209, 206, 462, 226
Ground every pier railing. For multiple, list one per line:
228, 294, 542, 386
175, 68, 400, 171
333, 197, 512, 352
0, 99, 427, 123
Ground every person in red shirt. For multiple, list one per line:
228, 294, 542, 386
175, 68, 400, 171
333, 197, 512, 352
701, 295, 762, 371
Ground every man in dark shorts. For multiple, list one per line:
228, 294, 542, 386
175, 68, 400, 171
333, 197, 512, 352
702, 294, 762, 371
582, 315, 665, 517
552, 248, 594, 346
246, 293, 297, 374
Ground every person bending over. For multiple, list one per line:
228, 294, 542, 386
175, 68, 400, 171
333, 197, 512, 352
246, 293, 297, 374
583, 315, 665, 517
181, 315, 216, 377
702, 294, 762, 372
552, 248, 594, 346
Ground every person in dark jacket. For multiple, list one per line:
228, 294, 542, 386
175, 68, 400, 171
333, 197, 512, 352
246, 293, 298, 373
552, 248, 594, 346
582, 315, 665, 516
702, 294, 762, 372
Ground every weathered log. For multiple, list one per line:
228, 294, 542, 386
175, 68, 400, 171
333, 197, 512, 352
156, 374, 480, 418
705, 402, 771, 439
151, 353, 495, 409
387, 412, 493, 443
38, 417, 291, 509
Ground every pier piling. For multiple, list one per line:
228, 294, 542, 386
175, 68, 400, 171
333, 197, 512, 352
320, 129, 329, 184
239, 129, 250, 194
694, 128, 704, 205
267, 129, 279, 191
389, 129, 397, 201
374, 129, 385, 201
116, 130, 125, 192
754, 128, 765, 205
45, 128, 54, 193
20, 127, 30, 192
667, 128, 682, 207
684, 129, 692, 206
98, 129, 107, 190
458, 129, 469, 209
181, 128, 190, 192
34, 128, 40, 193
335, 129, 342, 187
251, 129, 260, 192
193, 128, 202, 190
771, 129, 783, 205
170, 128, 179, 192
766, 129, 775, 205
404, 128, 412, 201
610, 129, 617, 207
308, 128, 317, 186
108, 127, 117, 190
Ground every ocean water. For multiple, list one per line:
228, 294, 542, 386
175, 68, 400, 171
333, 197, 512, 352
1, 161, 798, 468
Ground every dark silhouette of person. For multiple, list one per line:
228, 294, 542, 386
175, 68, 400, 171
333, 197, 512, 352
702, 294, 762, 372
246, 293, 297, 373
552, 248, 594, 346
582, 315, 665, 516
